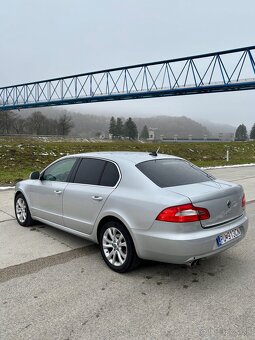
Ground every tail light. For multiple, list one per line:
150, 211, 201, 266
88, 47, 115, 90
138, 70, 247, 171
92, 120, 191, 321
242, 194, 246, 208
156, 203, 210, 223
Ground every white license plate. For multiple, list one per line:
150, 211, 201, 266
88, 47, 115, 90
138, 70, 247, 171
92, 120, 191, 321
216, 227, 241, 246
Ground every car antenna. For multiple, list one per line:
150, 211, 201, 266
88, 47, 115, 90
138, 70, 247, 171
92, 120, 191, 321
149, 147, 160, 157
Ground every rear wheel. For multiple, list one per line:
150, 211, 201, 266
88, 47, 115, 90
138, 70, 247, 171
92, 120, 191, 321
15, 193, 34, 227
99, 221, 140, 273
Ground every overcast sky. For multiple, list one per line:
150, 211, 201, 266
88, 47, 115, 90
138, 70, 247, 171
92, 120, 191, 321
1, 0, 254, 128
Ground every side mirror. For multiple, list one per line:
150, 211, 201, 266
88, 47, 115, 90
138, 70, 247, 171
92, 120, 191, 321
29, 171, 40, 180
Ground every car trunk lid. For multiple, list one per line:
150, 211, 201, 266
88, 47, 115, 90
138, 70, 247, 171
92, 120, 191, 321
164, 180, 244, 228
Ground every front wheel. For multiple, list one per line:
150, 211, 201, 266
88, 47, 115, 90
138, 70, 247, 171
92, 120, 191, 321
99, 221, 140, 273
15, 193, 34, 227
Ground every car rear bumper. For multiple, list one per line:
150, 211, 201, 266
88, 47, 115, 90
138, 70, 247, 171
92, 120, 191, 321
132, 213, 248, 264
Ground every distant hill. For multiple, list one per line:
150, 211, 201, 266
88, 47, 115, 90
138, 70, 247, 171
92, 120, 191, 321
198, 119, 236, 137
15, 108, 210, 138
134, 116, 209, 139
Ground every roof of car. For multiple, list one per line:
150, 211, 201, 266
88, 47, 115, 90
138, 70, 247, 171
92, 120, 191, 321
67, 151, 181, 164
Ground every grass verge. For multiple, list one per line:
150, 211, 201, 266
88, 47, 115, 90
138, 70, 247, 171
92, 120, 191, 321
0, 136, 254, 185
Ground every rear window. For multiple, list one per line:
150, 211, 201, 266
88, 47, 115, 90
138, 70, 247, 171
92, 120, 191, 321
136, 159, 211, 188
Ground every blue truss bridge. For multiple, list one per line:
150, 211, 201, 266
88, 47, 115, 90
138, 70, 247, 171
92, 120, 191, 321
0, 46, 254, 111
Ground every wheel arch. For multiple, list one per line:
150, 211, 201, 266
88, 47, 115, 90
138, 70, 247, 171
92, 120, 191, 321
15, 190, 23, 199
15, 189, 28, 202
14, 189, 31, 211
97, 216, 126, 242
96, 215, 139, 256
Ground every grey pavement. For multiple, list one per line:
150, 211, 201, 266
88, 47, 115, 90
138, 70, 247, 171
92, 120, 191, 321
0, 191, 91, 269
206, 165, 255, 203
0, 166, 255, 339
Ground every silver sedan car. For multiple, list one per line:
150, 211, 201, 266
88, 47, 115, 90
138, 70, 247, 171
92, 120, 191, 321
15, 152, 248, 272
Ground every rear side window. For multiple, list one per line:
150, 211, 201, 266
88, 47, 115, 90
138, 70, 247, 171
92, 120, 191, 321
136, 159, 211, 188
74, 158, 105, 185
73, 158, 119, 186
100, 161, 119, 187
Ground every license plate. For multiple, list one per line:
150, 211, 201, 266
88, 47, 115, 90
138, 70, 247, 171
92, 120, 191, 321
216, 227, 241, 247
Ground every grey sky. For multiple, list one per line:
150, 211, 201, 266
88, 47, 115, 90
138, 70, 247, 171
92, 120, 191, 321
1, 0, 254, 128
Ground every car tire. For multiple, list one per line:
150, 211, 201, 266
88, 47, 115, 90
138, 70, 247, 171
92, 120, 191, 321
15, 193, 35, 227
99, 221, 140, 273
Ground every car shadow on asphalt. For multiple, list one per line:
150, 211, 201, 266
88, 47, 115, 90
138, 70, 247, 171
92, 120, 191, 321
127, 251, 245, 290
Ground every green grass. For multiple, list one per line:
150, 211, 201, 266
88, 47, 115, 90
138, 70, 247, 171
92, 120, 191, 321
0, 136, 255, 185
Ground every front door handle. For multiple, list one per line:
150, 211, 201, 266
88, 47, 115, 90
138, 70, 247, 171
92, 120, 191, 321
54, 190, 62, 195
91, 195, 103, 201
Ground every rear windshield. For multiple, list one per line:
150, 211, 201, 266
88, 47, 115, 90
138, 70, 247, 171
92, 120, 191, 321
136, 159, 212, 188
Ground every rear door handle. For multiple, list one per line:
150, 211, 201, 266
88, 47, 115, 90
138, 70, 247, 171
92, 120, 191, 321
91, 195, 103, 201
54, 190, 62, 195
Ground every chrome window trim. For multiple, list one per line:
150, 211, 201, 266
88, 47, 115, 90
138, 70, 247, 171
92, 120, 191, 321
72, 157, 122, 188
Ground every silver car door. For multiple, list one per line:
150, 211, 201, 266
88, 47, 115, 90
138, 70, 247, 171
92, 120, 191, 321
63, 158, 120, 234
29, 158, 77, 225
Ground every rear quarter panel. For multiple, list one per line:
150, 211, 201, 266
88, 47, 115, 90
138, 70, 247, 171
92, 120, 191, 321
93, 161, 191, 235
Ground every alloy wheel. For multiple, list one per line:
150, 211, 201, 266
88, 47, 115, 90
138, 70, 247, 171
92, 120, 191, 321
102, 227, 127, 266
16, 197, 27, 223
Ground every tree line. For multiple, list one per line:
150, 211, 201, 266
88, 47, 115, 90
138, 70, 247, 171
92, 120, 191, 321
109, 116, 149, 140
0, 111, 73, 136
1, 109, 254, 141
109, 118, 255, 141
235, 124, 255, 141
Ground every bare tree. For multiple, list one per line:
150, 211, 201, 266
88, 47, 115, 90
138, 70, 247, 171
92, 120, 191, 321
12, 116, 26, 134
46, 118, 59, 135
27, 111, 47, 135
57, 114, 73, 136
0, 110, 17, 134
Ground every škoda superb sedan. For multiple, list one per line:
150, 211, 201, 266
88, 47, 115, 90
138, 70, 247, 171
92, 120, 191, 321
15, 152, 248, 272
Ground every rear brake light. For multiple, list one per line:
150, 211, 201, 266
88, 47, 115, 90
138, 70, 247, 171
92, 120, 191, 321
242, 194, 246, 208
156, 204, 210, 223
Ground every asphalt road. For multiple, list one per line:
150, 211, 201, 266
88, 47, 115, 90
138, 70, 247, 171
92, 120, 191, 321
1, 166, 255, 340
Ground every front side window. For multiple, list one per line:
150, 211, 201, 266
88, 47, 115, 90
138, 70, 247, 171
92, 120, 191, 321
42, 158, 77, 182
136, 159, 212, 188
